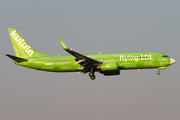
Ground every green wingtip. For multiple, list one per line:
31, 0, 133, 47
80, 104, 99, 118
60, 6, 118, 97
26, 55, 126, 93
59, 38, 70, 50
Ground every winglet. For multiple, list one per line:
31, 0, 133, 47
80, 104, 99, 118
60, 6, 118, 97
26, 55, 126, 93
59, 38, 70, 51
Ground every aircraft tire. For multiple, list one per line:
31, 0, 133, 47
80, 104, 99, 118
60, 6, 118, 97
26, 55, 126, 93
89, 72, 94, 77
157, 71, 161, 75
91, 75, 95, 80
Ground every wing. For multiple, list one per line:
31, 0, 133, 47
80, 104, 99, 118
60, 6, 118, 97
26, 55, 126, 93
59, 38, 102, 71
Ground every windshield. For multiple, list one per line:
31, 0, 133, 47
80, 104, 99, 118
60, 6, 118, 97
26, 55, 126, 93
162, 55, 169, 58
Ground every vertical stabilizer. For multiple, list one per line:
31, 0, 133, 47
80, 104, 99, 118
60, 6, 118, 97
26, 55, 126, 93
8, 28, 51, 58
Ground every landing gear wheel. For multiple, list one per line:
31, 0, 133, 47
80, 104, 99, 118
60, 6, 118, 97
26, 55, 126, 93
157, 71, 161, 75
91, 75, 96, 80
89, 72, 96, 80
89, 72, 94, 77
89, 67, 96, 80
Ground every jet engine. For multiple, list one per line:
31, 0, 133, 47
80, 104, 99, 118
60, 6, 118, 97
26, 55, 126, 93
100, 62, 118, 71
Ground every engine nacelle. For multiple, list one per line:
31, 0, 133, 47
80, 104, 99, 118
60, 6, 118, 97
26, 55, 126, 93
100, 62, 118, 71
100, 70, 120, 76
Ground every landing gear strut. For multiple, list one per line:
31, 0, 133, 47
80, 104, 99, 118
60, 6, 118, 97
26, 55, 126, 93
89, 68, 96, 80
157, 70, 161, 75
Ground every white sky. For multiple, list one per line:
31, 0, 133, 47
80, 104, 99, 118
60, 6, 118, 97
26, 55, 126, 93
0, 0, 180, 120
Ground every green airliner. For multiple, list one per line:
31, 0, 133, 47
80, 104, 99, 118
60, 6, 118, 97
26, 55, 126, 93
6, 28, 176, 80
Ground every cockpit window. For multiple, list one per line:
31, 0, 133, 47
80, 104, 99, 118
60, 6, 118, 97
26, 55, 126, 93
162, 55, 169, 58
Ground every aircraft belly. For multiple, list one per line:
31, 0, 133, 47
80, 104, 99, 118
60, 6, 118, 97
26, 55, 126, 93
120, 62, 137, 69
119, 61, 159, 69
58, 67, 77, 72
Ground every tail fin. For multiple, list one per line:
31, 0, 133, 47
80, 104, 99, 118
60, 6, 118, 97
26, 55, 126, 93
8, 28, 51, 58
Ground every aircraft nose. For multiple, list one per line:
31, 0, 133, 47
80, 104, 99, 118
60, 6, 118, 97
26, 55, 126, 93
171, 58, 176, 64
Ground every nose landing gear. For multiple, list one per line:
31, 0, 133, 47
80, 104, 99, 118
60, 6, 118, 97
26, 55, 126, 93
157, 70, 161, 75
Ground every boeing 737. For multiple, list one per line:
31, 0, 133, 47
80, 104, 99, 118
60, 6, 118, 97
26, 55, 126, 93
6, 28, 176, 80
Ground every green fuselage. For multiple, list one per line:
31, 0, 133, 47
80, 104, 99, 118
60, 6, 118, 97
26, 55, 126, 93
7, 28, 175, 79
16, 52, 171, 72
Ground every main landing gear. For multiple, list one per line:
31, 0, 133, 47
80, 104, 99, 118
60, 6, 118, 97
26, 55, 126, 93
157, 70, 161, 75
89, 68, 96, 80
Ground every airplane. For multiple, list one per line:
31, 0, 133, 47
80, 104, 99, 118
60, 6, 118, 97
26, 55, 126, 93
6, 28, 176, 80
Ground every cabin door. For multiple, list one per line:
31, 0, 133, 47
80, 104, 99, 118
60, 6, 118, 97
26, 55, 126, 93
37, 60, 41, 69
154, 55, 157, 62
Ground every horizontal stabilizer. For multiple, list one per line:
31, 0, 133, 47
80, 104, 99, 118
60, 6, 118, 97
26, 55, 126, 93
5, 54, 28, 62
